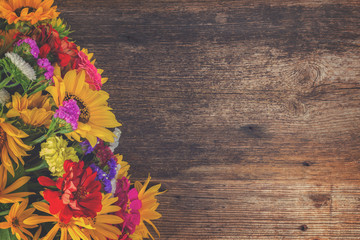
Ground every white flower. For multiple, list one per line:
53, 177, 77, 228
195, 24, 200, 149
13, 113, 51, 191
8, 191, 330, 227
110, 163, 122, 195
5, 52, 36, 81
0, 89, 10, 105
109, 127, 122, 195
109, 127, 121, 152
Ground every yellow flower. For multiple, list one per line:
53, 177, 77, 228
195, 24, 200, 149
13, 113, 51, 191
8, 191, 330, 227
0, 164, 34, 203
40, 135, 79, 177
23, 201, 90, 240
81, 193, 123, 240
131, 176, 164, 240
0, 0, 60, 25
0, 117, 32, 176
116, 154, 129, 179
6, 92, 54, 128
0, 198, 37, 240
46, 67, 121, 147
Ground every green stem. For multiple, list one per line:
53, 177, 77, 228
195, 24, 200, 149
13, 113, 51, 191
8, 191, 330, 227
0, 75, 12, 89
25, 160, 48, 173
27, 84, 47, 96
29, 133, 49, 145
5, 82, 19, 88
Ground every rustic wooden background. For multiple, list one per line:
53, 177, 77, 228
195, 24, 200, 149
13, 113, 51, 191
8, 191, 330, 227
56, 0, 360, 239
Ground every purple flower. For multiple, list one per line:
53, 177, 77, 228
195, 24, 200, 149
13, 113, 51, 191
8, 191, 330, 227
80, 140, 96, 155
91, 164, 113, 193
37, 58, 54, 80
103, 178, 112, 193
54, 99, 80, 130
97, 169, 107, 181
108, 158, 117, 179
90, 164, 100, 178
90, 157, 118, 193
16, 38, 40, 58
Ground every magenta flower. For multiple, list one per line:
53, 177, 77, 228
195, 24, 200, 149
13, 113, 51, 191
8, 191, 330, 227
53, 99, 80, 130
75, 51, 102, 90
114, 177, 142, 235
37, 58, 54, 80
16, 38, 40, 58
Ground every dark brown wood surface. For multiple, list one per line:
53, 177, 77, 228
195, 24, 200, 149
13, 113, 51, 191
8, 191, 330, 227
55, 1, 360, 239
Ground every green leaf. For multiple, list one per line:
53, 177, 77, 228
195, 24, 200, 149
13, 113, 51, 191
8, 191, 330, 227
50, 18, 73, 38
5, 161, 25, 187
0, 228, 17, 240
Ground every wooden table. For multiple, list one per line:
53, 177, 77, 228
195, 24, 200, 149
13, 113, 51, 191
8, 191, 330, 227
56, 1, 360, 239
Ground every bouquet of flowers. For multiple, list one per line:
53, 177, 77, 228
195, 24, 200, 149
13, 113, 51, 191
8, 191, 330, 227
0, 1, 163, 239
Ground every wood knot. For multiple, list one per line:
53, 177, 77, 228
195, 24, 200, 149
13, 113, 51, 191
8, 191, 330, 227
302, 161, 311, 166
309, 194, 331, 208
291, 62, 322, 91
240, 124, 266, 139
281, 60, 326, 117
287, 98, 307, 117
300, 224, 308, 231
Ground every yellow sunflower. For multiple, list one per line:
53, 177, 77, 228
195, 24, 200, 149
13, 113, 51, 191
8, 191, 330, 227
23, 201, 90, 240
0, 117, 32, 176
115, 154, 129, 179
46, 67, 121, 147
0, 0, 59, 25
131, 176, 164, 240
0, 198, 37, 240
6, 92, 54, 128
0, 164, 34, 203
81, 193, 123, 240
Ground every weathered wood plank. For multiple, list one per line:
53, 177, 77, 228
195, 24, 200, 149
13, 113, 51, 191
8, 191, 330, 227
55, 0, 360, 238
158, 180, 360, 239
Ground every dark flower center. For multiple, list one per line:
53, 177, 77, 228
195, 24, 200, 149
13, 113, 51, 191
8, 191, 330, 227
14, 7, 36, 17
73, 186, 88, 200
0, 127, 6, 150
11, 217, 19, 227
64, 94, 90, 123
59, 222, 68, 228
125, 200, 132, 214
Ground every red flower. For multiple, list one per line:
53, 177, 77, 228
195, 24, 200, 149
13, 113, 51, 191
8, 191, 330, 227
94, 139, 114, 164
39, 44, 51, 58
38, 160, 102, 223
31, 24, 79, 68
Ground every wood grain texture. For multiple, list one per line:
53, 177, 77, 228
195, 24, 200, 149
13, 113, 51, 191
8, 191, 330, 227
55, 0, 360, 239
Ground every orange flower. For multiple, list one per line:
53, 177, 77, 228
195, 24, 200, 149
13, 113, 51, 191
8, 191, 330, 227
24, 201, 89, 240
6, 92, 54, 128
0, 29, 17, 49
0, 198, 37, 240
0, 117, 32, 176
0, 0, 59, 25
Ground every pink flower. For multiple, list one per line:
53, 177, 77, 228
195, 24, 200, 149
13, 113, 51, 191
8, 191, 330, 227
74, 51, 102, 90
114, 177, 142, 234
